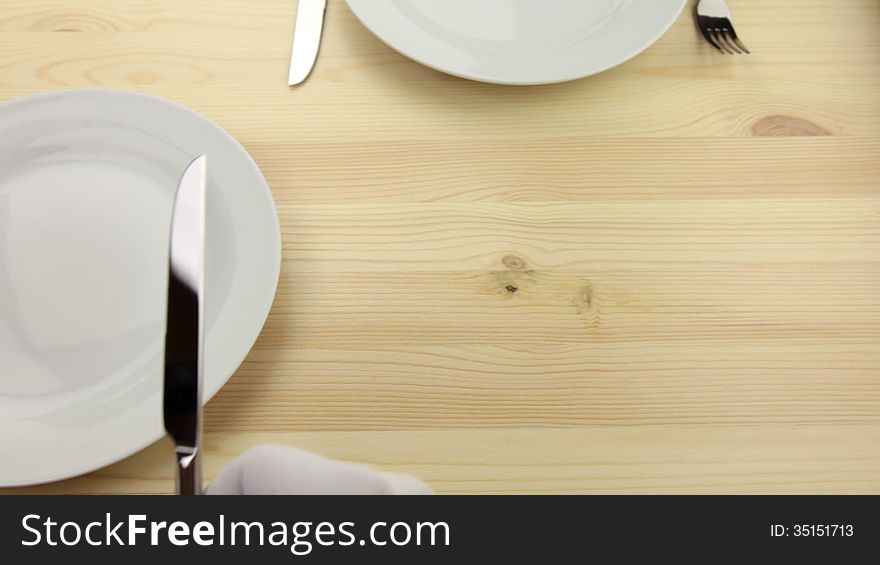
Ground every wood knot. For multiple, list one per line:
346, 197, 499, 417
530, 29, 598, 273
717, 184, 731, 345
752, 115, 831, 137
502, 255, 527, 271
575, 285, 600, 324
505, 284, 518, 294
580, 287, 593, 308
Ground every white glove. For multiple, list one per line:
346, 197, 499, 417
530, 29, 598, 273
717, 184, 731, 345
205, 445, 432, 495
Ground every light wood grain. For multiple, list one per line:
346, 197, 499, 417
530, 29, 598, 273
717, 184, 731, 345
10, 427, 880, 494
2, 0, 879, 494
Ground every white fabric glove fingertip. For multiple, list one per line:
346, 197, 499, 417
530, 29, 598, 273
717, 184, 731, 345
205, 445, 432, 495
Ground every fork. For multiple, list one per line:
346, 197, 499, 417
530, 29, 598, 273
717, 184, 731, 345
696, 0, 749, 54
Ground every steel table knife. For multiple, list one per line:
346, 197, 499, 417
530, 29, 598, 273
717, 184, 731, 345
163, 155, 207, 496
288, 0, 327, 85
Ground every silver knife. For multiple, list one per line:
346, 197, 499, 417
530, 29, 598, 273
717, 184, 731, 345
163, 155, 207, 496
288, 0, 327, 85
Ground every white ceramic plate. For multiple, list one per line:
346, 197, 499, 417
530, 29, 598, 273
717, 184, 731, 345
0, 90, 280, 487
346, 0, 687, 85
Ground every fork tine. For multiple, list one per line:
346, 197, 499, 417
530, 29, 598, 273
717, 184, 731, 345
728, 27, 751, 54
711, 28, 734, 54
719, 29, 743, 54
699, 25, 725, 53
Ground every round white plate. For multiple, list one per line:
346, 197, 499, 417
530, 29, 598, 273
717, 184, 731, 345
347, 0, 687, 85
0, 90, 280, 487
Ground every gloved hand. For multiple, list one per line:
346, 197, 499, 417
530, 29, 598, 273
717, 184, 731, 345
205, 445, 432, 495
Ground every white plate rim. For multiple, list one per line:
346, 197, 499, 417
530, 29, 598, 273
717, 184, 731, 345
0, 89, 281, 487
346, 0, 688, 85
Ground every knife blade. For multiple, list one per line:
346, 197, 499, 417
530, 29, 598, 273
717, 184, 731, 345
288, 0, 327, 85
163, 155, 207, 496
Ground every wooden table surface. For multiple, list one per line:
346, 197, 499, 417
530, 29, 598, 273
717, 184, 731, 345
3, 0, 879, 494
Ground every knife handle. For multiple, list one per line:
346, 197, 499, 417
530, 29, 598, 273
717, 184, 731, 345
174, 446, 202, 495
